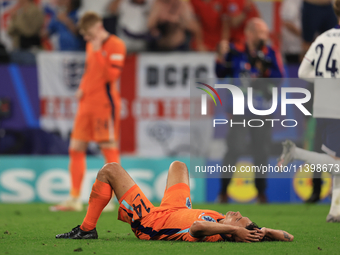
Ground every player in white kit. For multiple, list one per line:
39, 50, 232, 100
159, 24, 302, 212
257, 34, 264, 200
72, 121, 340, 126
278, 0, 340, 222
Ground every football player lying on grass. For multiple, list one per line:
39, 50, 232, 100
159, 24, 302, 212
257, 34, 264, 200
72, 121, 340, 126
56, 161, 294, 242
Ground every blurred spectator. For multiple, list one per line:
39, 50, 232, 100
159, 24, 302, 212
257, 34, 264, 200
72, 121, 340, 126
147, 0, 205, 51
78, 0, 112, 17
110, 0, 154, 52
216, 18, 283, 79
302, 0, 337, 53
44, 0, 84, 51
79, 0, 116, 34
225, 0, 260, 44
102, 1, 119, 35
215, 18, 284, 204
7, 0, 44, 50
280, 0, 303, 64
190, 0, 229, 51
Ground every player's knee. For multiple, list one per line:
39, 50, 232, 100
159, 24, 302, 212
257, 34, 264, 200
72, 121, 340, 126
69, 147, 85, 154
97, 162, 123, 179
99, 140, 117, 149
169, 161, 188, 174
68, 148, 85, 156
69, 139, 87, 152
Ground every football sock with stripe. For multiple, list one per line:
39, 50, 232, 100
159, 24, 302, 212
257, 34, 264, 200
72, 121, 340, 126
80, 179, 112, 231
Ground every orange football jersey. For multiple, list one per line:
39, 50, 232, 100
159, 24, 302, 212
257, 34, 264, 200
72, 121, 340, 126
78, 35, 126, 111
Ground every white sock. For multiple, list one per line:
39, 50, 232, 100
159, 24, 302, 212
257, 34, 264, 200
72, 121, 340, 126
329, 176, 340, 216
293, 147, 340, 215
294, 147, 340, 175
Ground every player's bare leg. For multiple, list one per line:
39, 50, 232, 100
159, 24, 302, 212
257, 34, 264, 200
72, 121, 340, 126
56, 163, 136, 239
99, 140, 118, 149
98, 163, 135, 198
50, 139, 88, 212
98, 140, 120, 212
162, 161, 192, 209
165, 161, 190, 190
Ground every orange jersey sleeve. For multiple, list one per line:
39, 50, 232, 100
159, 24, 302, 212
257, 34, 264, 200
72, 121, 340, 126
79, 35, 126, 108
94, 36, 126, 84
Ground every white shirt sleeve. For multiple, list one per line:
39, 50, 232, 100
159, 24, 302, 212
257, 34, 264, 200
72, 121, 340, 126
298, 58, 315, 82
298, 42, 316, 82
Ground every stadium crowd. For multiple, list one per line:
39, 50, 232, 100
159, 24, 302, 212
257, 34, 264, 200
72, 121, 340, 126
0, 0, 335, 64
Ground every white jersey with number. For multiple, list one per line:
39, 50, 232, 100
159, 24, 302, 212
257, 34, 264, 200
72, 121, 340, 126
299, 27, 340, 119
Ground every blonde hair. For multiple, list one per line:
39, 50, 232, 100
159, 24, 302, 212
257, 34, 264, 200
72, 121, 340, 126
78, 12, 102, 32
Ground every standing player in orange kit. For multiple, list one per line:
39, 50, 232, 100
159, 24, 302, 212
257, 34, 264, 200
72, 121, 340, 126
50, 12, 126, 212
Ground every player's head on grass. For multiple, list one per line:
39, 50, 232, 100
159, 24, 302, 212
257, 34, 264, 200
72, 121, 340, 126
216, 211, 263, 242
220, 211, 254, 229
78, 12, 105, 42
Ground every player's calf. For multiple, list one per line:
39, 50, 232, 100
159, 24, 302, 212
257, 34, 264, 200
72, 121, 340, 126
97, 162, 136, 200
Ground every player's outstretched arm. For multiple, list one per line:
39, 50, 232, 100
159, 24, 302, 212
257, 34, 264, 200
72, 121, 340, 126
298, 57, 315, 82
257, 227, 294, 242
189, 221, 260, 243
298, 41, 316, 82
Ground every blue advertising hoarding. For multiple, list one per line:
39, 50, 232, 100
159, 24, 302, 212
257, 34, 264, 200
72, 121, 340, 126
0, 156, 205, 203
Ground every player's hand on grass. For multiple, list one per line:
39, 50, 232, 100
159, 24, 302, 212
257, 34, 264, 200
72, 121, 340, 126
234, 227, 260, 243
75, 89, 83, 100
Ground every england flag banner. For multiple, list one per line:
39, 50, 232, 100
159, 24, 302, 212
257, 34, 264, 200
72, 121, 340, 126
37, 51, 85, 139
135, 53, 215, 157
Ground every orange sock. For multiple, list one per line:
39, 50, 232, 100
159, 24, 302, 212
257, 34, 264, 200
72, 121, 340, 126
80, 179, 112, 231
69, 149, 86, 198
101, 147, 120, 164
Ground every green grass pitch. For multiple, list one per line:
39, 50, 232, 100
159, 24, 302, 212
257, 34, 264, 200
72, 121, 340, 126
1, 203, 339, 255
